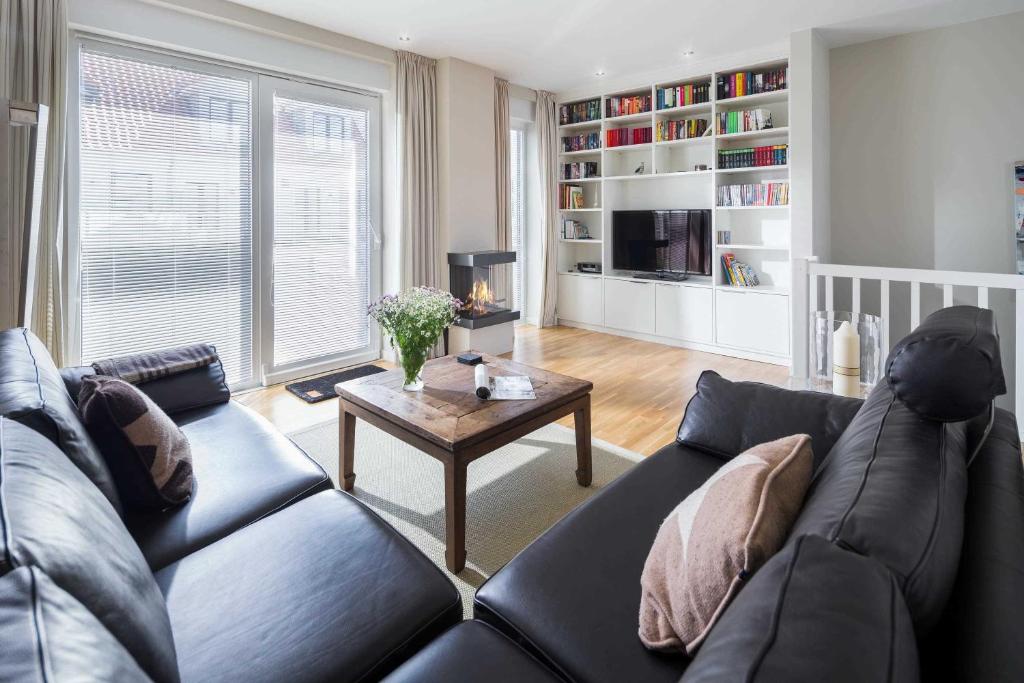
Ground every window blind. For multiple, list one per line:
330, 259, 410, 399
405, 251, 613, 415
78, 49, 254, 384
271, 95, 370, 367
510, 128, 526, 311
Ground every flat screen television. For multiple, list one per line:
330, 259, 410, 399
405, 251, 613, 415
612, 209, 711, 277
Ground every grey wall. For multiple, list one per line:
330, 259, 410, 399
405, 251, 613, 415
830, 11, 1024, 272
829, 11, 1024, 408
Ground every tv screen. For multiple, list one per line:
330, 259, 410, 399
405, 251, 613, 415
612, 210, 711, 275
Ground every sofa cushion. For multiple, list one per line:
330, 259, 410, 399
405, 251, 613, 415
922, 408, 1024, 682
886, 306, 1005, 422
384, 621, 561, 683
677, 370, 863, 468
156, 490, 461, 683
79, 375, 194, 510
788, 378, 968, 635
62, 361, 230, 416
0, 327, 122, 512
682, 535, 919, 683
640, 435, 812, 654
126, 400, 331, 569
0, 566, 154, 682
0, 418, 179, 682
474, 442, 724, 683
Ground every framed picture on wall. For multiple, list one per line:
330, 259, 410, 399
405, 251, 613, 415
1016, 162, 1024, 274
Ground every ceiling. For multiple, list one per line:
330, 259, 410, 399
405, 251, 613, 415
229, 0, 1024, 91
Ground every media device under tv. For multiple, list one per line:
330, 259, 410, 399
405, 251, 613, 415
612, 209, 712, 280
577, 262, 602, 274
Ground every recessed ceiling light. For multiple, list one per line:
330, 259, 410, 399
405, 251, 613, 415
595, 69, 606, 77
683, 50, 695, 57
398, 34, 411, 42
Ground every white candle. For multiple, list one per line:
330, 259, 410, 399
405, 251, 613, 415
833, 321, 861, 398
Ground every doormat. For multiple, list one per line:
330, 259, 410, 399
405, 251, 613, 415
285, 365, 388, 403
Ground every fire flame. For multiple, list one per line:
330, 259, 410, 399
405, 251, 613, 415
465, 278, 494, 316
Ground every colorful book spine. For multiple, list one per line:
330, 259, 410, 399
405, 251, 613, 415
605, 94, 652, 118
605, 126, 652, 147
559, 98, 601, 125
561, 132, 601, 153
717, 108, 774, 134
717, 66, 788, 100
655, 117, 708, 142
717, 182, 790, 207
559, 161, 600, 180
717, 144, 788, 169
560, 185, 586, 210
655, 82, 710, 110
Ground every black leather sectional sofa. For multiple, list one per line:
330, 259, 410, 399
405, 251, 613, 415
388, 306, 1024, 682
2, 305, 1023, 682
0, 328, 460, 682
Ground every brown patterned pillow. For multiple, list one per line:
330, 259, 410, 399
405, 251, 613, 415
639, 434, 812, 654
78, 375, 193, 510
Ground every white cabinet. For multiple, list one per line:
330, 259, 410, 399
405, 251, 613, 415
604, 278, 655, 334
715, 289, 790, 356
655, 284, 713, 343
557, 274, 603, 325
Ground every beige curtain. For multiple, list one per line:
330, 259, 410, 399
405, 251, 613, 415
536, 90, 559, 327
493, 77, 510, 302
396, 50, 445, 356
1, 0, 67, 364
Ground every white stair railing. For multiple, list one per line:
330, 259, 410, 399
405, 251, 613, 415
793, 257, 1024, 438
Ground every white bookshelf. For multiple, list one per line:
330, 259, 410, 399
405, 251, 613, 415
555, 59, 792, 365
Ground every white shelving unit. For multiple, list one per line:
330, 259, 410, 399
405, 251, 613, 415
555, 59, 792, 365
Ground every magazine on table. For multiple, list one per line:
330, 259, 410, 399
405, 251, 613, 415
489, 375, 536, 400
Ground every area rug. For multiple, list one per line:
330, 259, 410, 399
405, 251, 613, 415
287, 419, 643, 617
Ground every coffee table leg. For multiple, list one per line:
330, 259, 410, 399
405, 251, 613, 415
339, 404, 356, 492
444, 461, 467, 573
574, 395, 593, 487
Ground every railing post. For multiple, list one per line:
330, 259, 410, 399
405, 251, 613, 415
791, 257, 810, 378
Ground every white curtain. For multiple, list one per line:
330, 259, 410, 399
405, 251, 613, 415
535, 90, 559, 327
396, 50, 445, 356
493, 77, 510, 301
397, 50, 442, 293
1, 0, 67, 364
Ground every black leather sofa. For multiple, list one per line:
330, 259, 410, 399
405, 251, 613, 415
0, 328, 461, 682
387, 306, 1024, 682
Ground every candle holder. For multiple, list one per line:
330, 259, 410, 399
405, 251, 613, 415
809, 311, 884, 398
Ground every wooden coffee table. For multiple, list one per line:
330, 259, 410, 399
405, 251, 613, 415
335, 352, 593, 572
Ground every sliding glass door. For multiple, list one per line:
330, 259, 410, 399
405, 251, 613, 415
72, 40, 381, 387
258, 78, 380, 384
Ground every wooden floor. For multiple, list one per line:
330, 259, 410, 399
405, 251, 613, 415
235, 324, 790, 455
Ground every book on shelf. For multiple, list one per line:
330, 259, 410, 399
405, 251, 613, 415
606, 94, 651, 118
560, 185, 586, 210
560, 219, 592, 240
656, 82, 710, 110
717, 109, 774, 135
717, 230, 732, 245
655, 117, 708, 142
561, 131, 601, 153
560, 98, 601, 125
718, 144, 788, 169
717, 66, 788, 100
721, 253, 761, 287
560, 161, 599, 180
717, 182, 790, 207
606, 126, 652, 147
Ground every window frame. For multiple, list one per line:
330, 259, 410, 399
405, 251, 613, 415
67, 34, 383, 389
510, 121, 528, 316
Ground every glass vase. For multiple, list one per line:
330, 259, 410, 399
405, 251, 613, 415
398, 346, 427, 391
809, 310, 884, 398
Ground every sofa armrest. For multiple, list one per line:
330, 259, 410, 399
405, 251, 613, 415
676, 370, 864, 469
61, 359, 230, 416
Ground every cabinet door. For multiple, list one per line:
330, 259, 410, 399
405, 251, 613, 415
604, 279, 655, 334
655, 284, 713, 343
557, 274, 603, 325
715, 290, 790, 356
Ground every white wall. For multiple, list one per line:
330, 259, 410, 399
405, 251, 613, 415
436, 57, 498, 256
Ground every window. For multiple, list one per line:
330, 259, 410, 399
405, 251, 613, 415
510, 127, 526, 312
77, 48, 255, 383
74, 42, 381, 387
269, 92, 372, 368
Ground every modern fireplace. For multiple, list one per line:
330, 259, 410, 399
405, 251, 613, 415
448, 250, 520, 330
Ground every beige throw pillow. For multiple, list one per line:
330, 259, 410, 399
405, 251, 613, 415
639, 434, 813, 654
